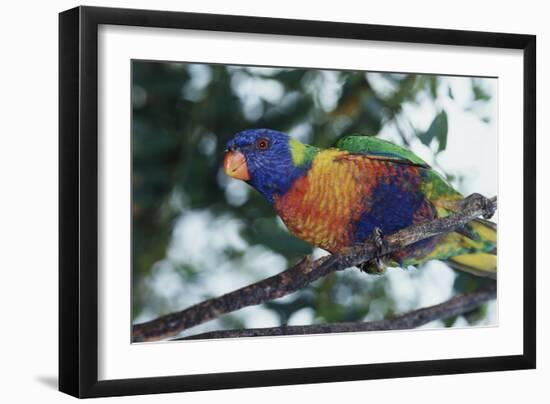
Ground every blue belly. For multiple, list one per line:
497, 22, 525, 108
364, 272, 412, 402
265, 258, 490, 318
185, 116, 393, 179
352, 182, 426, 242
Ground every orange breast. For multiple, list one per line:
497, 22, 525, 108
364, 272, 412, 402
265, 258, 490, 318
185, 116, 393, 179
273, 150, 379, 253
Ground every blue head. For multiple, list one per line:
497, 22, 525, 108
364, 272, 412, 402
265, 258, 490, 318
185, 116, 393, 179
224, 129, 315, 203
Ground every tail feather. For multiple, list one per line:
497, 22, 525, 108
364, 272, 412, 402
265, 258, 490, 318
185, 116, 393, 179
447, 253, 496, 279
425, 218, 497, 278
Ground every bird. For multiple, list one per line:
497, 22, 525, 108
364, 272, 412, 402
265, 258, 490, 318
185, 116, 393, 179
223, 128, 496, 277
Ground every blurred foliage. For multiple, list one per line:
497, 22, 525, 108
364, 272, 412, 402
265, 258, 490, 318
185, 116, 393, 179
131, 60, 494, 332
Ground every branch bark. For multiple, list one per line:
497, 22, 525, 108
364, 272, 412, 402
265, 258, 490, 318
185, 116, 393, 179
176, 283, 496, 340
132, 193, 496, 342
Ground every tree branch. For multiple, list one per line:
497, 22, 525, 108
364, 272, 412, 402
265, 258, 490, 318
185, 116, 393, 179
176, 283, 496, 340
132, 193, 496, 342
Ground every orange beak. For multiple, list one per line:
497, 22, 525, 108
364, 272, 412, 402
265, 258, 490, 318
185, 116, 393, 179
224, 150, 250, 181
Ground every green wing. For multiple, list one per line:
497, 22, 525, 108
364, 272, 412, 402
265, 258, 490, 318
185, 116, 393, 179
335, 134, 429, 167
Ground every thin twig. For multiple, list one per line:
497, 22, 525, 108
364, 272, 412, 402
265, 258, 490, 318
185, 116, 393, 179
132, 193, 496, 342
176, 283, 496, 340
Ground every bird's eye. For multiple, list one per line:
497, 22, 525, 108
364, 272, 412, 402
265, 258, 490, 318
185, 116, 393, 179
256, 138, 270, 151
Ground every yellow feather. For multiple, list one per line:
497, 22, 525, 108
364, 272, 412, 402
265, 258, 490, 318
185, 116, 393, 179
289, 138, 306, 166
451, 253, 497, 272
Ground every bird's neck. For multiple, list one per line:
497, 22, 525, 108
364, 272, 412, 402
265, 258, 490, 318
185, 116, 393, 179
250, 163, 309, 204
252, 141, 319, 204
288, 139, 320, 167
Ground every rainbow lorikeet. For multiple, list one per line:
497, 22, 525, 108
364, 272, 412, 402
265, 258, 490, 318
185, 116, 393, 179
224, 129, 496, 277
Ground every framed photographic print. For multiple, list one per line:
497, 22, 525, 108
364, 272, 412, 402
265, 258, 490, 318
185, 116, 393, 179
59, 5, 536, 398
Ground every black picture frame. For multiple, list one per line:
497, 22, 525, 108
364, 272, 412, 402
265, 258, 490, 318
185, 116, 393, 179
59, 5, 536, 398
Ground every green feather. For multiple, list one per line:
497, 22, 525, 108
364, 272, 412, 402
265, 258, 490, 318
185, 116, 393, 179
420, 169, 462, 201
289, 138, 320, 167
335, 134, 429, 167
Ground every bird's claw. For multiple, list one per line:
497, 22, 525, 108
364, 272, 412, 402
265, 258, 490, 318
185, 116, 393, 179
371, 227, 385, 249
359, 227, 387, 275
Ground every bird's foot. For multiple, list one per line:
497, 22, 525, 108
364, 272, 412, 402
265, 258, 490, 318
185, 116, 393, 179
359, 227, 388, 275
358, 260, 386, 275
463, 193, 497, 219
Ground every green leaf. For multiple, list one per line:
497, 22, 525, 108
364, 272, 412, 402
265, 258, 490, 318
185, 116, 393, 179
447, 86, 454, 100
472, 83, 490, 101
429, 76, 438, 99
418, 111, 448, 153
437, 114, 448, 152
